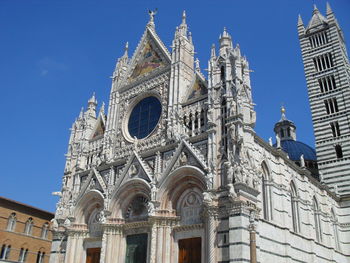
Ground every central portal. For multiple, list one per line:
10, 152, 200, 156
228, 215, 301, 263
178, 237, 201, 263
86, 248, 101, 263
125, 233, 148, 263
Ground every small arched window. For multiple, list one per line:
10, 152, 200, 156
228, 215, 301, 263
313, 197, 322, 242
290, 182, 300, 233
36, 250, 45, 263
7, 213, 16, 231
0, 244, 11, 260
24, 218, 33, 235
41, 223, 49, 239
18, 247, 28, 262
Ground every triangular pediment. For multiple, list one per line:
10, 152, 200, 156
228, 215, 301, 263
160, 139, 208, 184
77, 168, 107, 202
125, 27, 171, 84
116, 151, 153, 187
186, 73, 208, 101
90, 113, 106, 140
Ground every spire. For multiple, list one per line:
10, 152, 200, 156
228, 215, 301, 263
99, 102, 105, 115
195, 58, 200, 72
79, 107, 84, 119
326, 2, 335, 21
298, 14, 304, 26
211, 44, 216, 58
219, 27, 232, 55
123, 42, 129, 57
326, 2, 333, 15
178, 10, 188, 37
88, 92, 97, 107
313, 4, 319, 13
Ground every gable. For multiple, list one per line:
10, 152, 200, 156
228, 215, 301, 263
116, 151, 153, 187
125, 27, 171, 84
160, 139, 208, 184
128, 41, 165, 81
186, 74, 208, 101
91, 117, 105, 139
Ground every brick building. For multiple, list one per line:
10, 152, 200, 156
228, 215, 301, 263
0, 196, 54, 263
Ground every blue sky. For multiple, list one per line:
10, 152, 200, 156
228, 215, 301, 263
0, 0, 349, 212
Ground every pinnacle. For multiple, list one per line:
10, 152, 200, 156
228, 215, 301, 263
182, 10, 186, 24
326, 2, 333, 15
298, 14, 304, 26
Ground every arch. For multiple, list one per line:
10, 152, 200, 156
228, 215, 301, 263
0, 242, 11, 260
18, 245, 28, 263
158, 165, 207, 211
41, 222, 49, 239
24, 218, 33, 235
290, 181, 300, 233
36, 248, 46, 263
75, 190, 104, 224
176, 188, 203, 225
7, 213, 16, 231
312, 196, 322, 242
110, 178, 151, 218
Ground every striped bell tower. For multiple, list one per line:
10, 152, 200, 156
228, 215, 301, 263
298, 4, 350, 196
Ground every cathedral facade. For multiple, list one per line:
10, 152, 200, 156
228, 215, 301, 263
50, 5, 350, 263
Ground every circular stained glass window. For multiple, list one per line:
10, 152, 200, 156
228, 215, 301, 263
128, 96, 161, 139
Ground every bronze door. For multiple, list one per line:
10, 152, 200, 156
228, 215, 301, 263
178, 237, 201, 263
125, 233, 148, 263
86, 248, 101, 263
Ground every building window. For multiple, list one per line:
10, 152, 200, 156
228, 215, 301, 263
261, 162, 272, 221
18, 248, 28, 262
7, 213, 16, 231
24, 218, 34, 235
127, 96, 162, 139
335, 145, 343, 159
309, 32, 328, 48
0, 244, 11, 260
318, 75, 336, 93
313, 52, 334, 72
324, 98, 339, 114
36, 251, 45, 263
330, 122, 341, 137
313, 197, 322, 242
41, 223, 49, 239
290, 182, 300, 233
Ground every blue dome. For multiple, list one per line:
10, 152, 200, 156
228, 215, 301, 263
274, 140, 317, 161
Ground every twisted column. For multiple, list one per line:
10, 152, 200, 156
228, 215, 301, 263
205, 206, 217, 263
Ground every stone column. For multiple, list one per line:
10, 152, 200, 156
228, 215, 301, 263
249, 210, 257, 263
49, 231, 66, 263
249, 225, 257, 263
149, 222, 157, 263
64, 232, 77, 263
205, 207, 217, 263
104, 225, 123, 263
